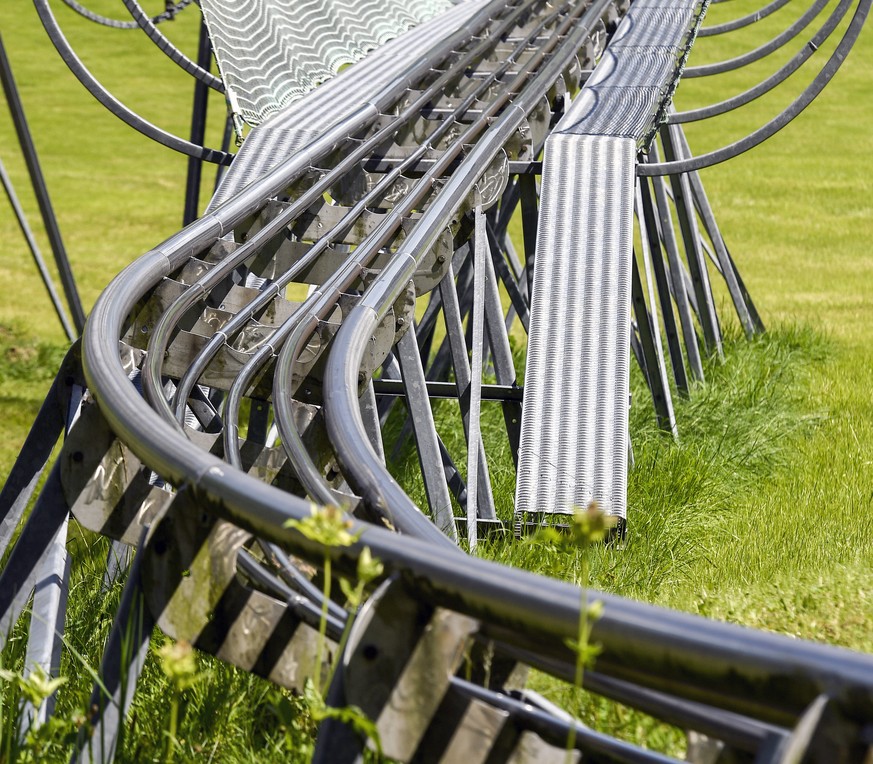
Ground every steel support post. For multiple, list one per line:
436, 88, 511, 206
183, 20, 213, 226
0, 34, 85, 332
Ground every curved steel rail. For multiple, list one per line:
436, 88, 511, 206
698, 0, 792, 35
121, 0, 225, 92
684, 0, 828, 77
34, 0, 233, 163
670, 0, 852, 122
640, 0, 870, 174
2, 0, 873, 761
59, 0, 194, 29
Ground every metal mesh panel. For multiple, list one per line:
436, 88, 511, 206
515, 135, 635, 520
515, 0, 707, 527
206, 0, 487, 210
200, 0, 455, 125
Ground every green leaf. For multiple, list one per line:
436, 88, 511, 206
339, 577, 361, 608
356, 546, 384, 586
302, 677, 325, 716
285, 505, 360, 548
314, 705, 382, 756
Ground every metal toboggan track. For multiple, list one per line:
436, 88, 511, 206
1, 0, 872, 759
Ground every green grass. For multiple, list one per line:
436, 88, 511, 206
0, 526, 315, 762
0, 0, 872, 758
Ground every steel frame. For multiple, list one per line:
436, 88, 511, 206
1, 0, 871, 760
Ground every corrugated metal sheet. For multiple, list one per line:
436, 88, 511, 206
200, 0, 456, 125
515, 0, 707, 528
516, 135, 635, 519
208, 0, 487, 210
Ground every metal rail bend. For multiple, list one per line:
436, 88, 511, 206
684, 0, 829, 77
31, 0, 873, 755
59, 0, 193, 29
34, 0, 233, 163
272, 0, 601, 527
639, 0, 870, 175
320, 0, 613, 537
670, 0, 852, 122
156, 0, 546, 432
93, 0, 518, 514
698, 0, 792, 36
121, 0, 225, 92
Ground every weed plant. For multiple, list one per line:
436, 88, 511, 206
0, 0, 871, 757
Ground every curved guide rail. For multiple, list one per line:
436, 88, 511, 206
2, 0, 872, 760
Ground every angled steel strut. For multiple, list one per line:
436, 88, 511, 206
1, 0, 871, 760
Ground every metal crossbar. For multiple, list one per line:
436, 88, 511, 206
1, 0, 871, 760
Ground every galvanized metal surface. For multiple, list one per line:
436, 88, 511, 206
2, 0, 872, 760
201, 0, 457, 124
516, 134, 635, 522
515, 0, 709, 528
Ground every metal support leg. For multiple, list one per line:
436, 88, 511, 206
648, 149, 704, 383
395, 328, 458, 541
519, 174, 539, 299
74, 535, 153, 764
438, 263, 498, 523
671, 124, 763, 336
0, 34, 85, 332
360, 380, 386, 464
662, 126, 723, 359
247, 398, 270, 445
465, 203, 488, 549
688, 175, 763, 337
482, 221, 523, 465
183, 20, 213, 226
636, 179, 689, 395
631, 249, 676, 434
486, 218, 530, 333
20, 519, 70, 730
0, 372, 70, 556
101, 540, 133, 593
415, 288, 444, 364
0, 464, 70, 647
0, 156, 75, 340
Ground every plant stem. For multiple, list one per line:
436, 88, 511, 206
165, 695, 178, 763
314, 556, 332, 696
566, 555, 589, 763
325, 583, 363, 691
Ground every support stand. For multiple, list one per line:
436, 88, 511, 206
0, 33, 85, 336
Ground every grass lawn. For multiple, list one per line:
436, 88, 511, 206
0, 0, 871, 758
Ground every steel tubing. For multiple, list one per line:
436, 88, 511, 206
671, 0, 851, 122
270, 0, 600, 518
61, 0, 873, 753
639, 0, 871, 175
685, 0, 830, 77
144, 0, 547, 426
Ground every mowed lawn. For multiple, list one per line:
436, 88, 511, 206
660, 0, 873, 641
0, 0, 872, 757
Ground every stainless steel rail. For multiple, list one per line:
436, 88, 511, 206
2, 0, 872, 760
